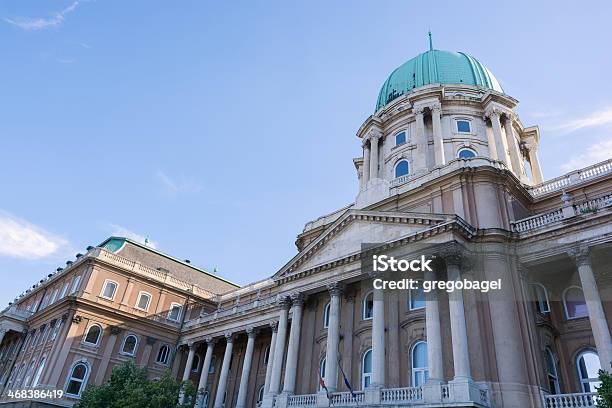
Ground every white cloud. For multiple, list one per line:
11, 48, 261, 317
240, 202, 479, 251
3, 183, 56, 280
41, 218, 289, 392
57, 58, 76, 64
0, 211, 68, 259
109, 224, 157, 249
550, 107, 612, 134
156, 171, 202, 194
560, 139, 612, 172
4, 0, 83, 31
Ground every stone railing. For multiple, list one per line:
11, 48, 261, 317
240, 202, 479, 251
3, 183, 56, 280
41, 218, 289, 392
380, 387, 423, 404
529, 159, 612, 197
184, 294, 278, 328
287, 394, 317, 407
330, 391, 364, 406
0, 305, 34, 321
542, 392, 597, 407
511, 209, 564, 233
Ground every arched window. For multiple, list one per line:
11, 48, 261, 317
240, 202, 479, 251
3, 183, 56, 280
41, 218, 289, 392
191, 354, 201, 372
394, 160, 410, 178
202, 391, 210, 407
156, 345, 170, 365
65, 362, 89, 397
32, 357, 46, 388
563, 286, 588, 319
323, 302, 331, 328
209, 355, 216, 373
121, 335, 138, 356
411, 341, 429, 387
532, 283, 550, 314
136, 292, 152, 311
395, 132, 406, 146
59, 281, 69, 299
49, 288, 59, 305
409, 283, 425, 310
256, 385, 265, 405
70, 275, 81, 294
84, 324, 102, 346
263, 346, 270, 365
362, 349, 372, 389
14, 363, 26, 388
577, 350, 601, 392
319, 356, 327, 391
362, 291, 374, 320
167, 303, 183, 322
100, 280, 118, 300
457, 148, 477, 159
545, 348, 560, 394
456, 120, 471, 133
22, 361, 36, 387
51, 319, 62, 341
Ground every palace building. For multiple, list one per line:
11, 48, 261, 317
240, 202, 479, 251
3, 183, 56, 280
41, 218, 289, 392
1, 42, 611, 408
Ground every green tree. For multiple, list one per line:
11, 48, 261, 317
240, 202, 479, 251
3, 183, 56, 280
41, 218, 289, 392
75, 360, 196, 408
598, 369, 612, 408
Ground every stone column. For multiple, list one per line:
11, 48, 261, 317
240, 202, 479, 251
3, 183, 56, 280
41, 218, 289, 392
362, 142, 370, 188
488, 109, 509, 166
445, 253, 471, 381
236, 328, 257, 408
140, 336, 156, 368
47, 314, 82, 386
263, 322, 278, 394
0, 329, 6, 346
571, 247, 612, 371
371, 282, 385, 387
414, 107, 427, 172
179, 342, 197, 404
504, 115, 522, 176
196, 337, 216, 406
282, 293, 304, 394
213, 333, 234, 408
342, 292, 355, 389
95, 326, 121, 384
325, 283, 342, 392
269, 297, 290, 395
424, 269, 443, 382
527, 144, 544, 184
431, 103, 445, 166
369, 133, 380, 180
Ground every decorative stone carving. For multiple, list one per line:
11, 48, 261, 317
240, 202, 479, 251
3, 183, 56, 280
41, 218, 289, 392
146, 336, 157, 345
290, 292, 305, 306
327, 282, 343, 297
246, 326, 258, 339
269, 320, 279, 333
109, 326, 122, 336
224, 331, 234, 343
568, 246, 591, 267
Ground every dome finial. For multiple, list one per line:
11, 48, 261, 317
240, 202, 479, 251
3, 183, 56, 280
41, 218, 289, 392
428, 30, 433, 51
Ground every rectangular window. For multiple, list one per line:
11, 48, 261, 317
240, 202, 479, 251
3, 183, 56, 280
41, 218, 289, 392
167, 303, 182, 322
70, 276, 81, 294
457, 120, 471, 133
395, 131, 406, 146
100, 280, 118, 300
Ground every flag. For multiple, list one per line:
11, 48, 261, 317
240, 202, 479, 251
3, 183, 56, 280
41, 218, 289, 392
317, 367, 332, 402
338, 359, 356, 399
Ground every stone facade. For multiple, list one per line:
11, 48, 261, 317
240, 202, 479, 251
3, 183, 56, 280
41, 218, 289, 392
0, 50, 611, 408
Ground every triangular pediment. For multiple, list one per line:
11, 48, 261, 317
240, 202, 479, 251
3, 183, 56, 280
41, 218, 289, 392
274, 210, 451, 278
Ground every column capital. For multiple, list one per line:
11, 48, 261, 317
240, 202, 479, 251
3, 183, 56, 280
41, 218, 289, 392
344, 289, 356, 303
504, 112, 516, 124
568, 246, 592, 267
224, 332, 234, 343
269, 320, 279, 332
186, 340, 197, 349
246, 326, 258, 339
109, 326, 123, 336
413, 106, 425, 116
367, 129, 382, 143
430, 102, 442, 113
327, 282, 344, 297
276, 295, 291, 310
485, 107, 503, 119
290, 292, 305, 306
204, 336, 218, 346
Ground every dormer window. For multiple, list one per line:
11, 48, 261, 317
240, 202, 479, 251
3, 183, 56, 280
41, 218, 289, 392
456, 120, 471, 133
395, 132, 406, 146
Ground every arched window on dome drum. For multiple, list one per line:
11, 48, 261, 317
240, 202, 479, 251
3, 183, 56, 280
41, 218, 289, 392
411, 341, 429, 387
395, 132, 406, 146
545, 347, 560, 394
458, 148, 477, 159
395, 160, 410, 178
577, 350, 601, 392
362, 349, 372, 389
563, 286, 588, 319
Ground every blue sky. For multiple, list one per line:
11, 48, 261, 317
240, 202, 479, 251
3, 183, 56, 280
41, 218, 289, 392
1, 0, 612, 306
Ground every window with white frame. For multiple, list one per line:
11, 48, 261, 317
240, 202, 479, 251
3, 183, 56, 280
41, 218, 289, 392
411, 341, 429, 387
167, 303, 183, 322
209, 355, 216, 373
51, 319, 62, 341
22, 361, 36, 387
121, 335, 138, 356
532, 283, 550, 314
38, 324, 49, 346
362, 291, 374, 320
361, 349, 372, 389
6, 366, 17, 389
456, 119, 471, 133
83, 324, 102, 346
32, 357, 46, 388
409, 283, 425, 310
70, 276, 81, 294
457, 147, 477, 159
202, 391, 210, 407
545, 347, 560, 394
191, 354, 201, 372
319, 356, 327, 391
263, 346, 270, 365
563, 286, 588, 319
323, 302, 331, 328
59, 281, 69, 299
100, 280, 118, 300
256, 386, 264, 405
577, 350, 601, 392
156, 345, 171, 365
136, 292, 152, 311
14, 363, 26, 388
30, 330, 38, 350
65, 362, 89, 397
394, 160, 410, 178
49, 288, 59, 305
395, 131, 407, 146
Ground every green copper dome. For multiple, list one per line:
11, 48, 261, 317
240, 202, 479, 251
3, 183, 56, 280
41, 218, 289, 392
375, 49, 503, 111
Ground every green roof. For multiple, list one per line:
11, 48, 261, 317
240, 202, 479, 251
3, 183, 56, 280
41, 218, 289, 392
375, 49, 503, 111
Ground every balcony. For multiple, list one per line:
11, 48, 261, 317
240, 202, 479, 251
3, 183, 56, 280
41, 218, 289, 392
542, 392, 598, 408
528, 159, 612, 197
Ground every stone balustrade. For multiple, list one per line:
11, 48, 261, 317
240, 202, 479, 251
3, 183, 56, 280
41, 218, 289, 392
330, 391, 364, 406
542, 392, 597, 408
380, 387, 423, 404
511, 209, 564, 232
529, 158, 612, 197
287, 394, 317, 407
